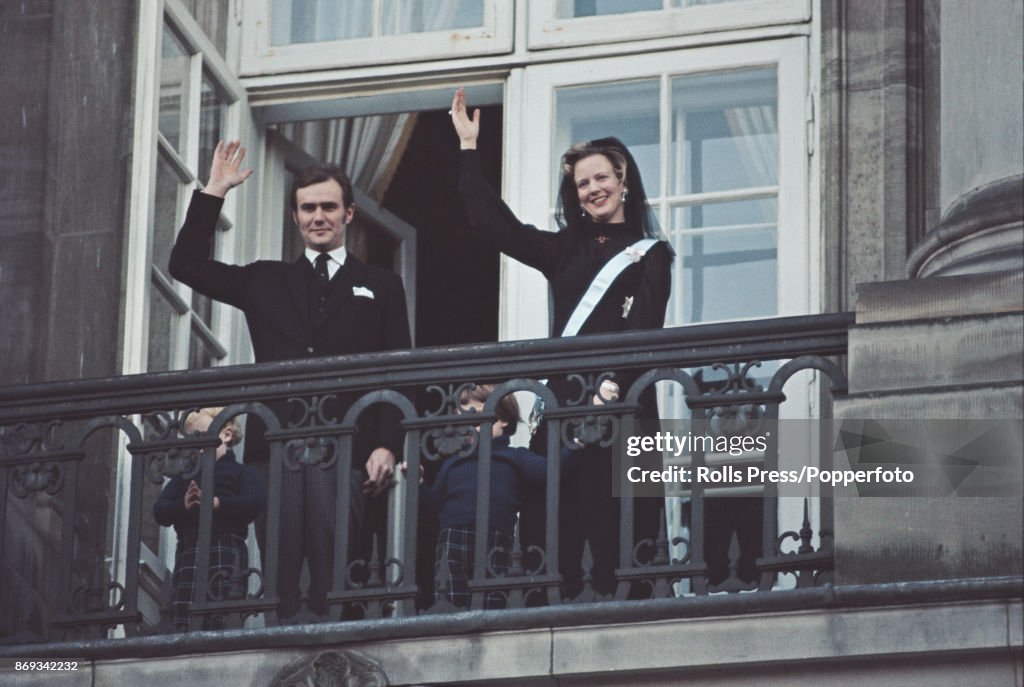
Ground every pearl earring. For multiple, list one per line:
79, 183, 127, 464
621, 189, 628, 202
580, 208, 587, 218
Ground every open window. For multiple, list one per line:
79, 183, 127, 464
259, 85, 506, 348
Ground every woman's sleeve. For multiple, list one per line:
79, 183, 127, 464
625, 240, 673, 330
458, 149, 559, 276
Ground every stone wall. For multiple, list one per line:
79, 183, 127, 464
0, 0, 136, 640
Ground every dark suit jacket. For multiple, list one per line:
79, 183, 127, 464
169, 190, 412, 458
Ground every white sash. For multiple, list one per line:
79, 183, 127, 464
560, 238, 658, 337
530, 238, 658, 434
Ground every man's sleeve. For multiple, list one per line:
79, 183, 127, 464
168, 190, 249, 309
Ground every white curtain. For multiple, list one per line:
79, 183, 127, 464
724, 105, 778, 188
272, 0, 472, 43
278, 114, 417, 202
271, 0, 371, 44
383, 0, 465, 33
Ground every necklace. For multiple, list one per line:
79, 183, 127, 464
594, 234, 610, 244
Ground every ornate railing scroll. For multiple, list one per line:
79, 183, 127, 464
0, 313, 852, 643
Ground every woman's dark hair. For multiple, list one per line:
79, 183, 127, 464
290, 164, 355, 211
554, 136, 662, 240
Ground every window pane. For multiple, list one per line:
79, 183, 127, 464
152, 155, 182, 279
671, 68, 778, 195
199, 75, 226, 181
669, 200, 777, 323
561, 0, 662, 18
382, 0, 484, 34
187, 0, 230, 55
148, 290, 176, 373
675, 197, 776, 230
554, 80, 661, 205
270, 0, 372, 44
159, 26, 190, 150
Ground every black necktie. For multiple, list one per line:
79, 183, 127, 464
314, 253, 331, 284
313, 253, 331, 321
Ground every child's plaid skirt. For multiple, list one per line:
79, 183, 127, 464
169, 532, 248, 631
434, 526, 513, 609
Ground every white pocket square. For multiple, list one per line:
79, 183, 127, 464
352, 286, 375, 299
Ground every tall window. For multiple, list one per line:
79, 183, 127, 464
118, 0, 253, 622
553, 68, 779, 326
144, 10, 245, 373
509, 40, 809, 430
521, 42, 806, 329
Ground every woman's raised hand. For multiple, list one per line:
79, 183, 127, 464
204, 140, 254, 198
450, 87, 480, 150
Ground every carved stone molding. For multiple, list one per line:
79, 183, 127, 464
264, 650, 389, 687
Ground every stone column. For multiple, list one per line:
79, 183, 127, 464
907, 0, 1023, 277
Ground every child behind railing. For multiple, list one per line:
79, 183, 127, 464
153, 407, 265, 630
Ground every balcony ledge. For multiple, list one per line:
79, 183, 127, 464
2, 577, 1021, 686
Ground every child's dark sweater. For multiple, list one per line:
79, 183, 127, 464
421, 435, 579, 533
153, 450, 265, 540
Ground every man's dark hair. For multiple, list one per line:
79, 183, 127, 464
290, 164, 355, 211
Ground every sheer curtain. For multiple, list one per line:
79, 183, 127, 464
382, 0, 471, 34
723, 105, 778, 189
277, 114, 417, 202
271, 0, 371, 44
272, 0, 476, 43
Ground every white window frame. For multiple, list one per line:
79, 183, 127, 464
528, 0, 810, 50
124, 0, 251, 377
506, 38, 812, 342
239, 0, 514, 76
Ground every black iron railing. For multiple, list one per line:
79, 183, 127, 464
0, 313, 851, 643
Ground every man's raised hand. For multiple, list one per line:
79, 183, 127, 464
203, 140, 254, 198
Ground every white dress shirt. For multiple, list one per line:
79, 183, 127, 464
305, 245, 347, 280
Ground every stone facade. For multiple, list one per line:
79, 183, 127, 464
1, 0, 1021, 682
